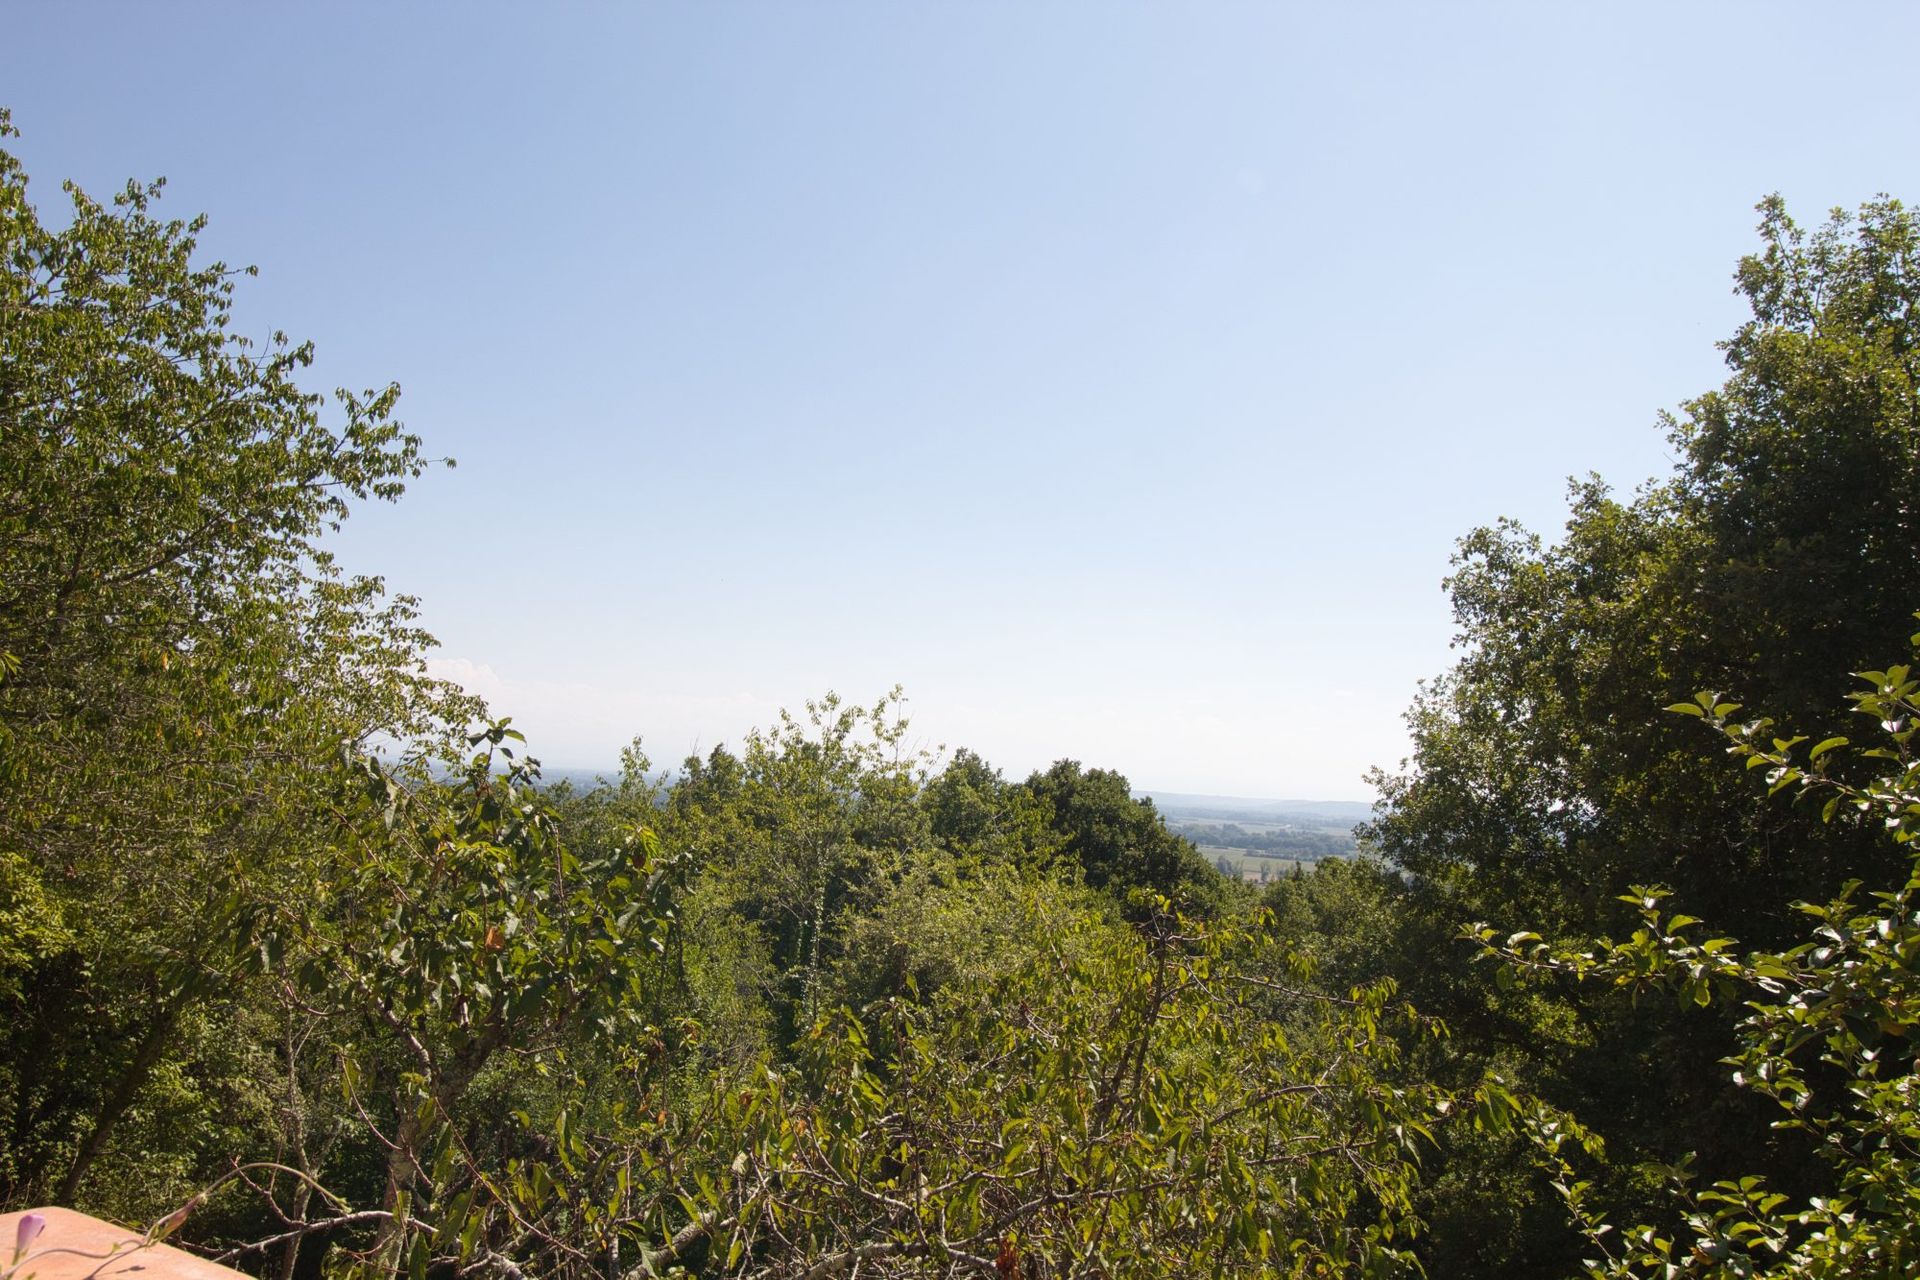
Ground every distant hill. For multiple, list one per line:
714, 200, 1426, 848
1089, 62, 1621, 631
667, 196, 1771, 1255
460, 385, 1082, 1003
540, 766, 626, 792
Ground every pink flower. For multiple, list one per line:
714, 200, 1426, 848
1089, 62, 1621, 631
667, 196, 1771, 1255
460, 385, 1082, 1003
12, 1213, 46, 1262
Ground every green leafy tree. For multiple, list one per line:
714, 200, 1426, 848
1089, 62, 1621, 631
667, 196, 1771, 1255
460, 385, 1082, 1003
228, 729, 685, 1277
825, 861, 1105, 1011
1371, 194, 1920, 932
0, 110, 469, 1215
664, 691, 934, 1043
1475, 650, 1920, 1277
1355, 196, 1920, 1271
615, 895, 1504, 1280
1021, 760, 1224, 914
919, 748, 1057, 871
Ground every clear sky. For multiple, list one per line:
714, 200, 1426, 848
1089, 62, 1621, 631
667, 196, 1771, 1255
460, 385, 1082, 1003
9, 4, 1919, 798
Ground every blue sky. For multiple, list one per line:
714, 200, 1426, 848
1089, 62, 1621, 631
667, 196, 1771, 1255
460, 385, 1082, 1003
10, 3, 1919, 797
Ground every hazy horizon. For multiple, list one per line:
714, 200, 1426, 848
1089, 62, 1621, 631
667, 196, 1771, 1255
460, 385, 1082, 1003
536, 758, 1379, 809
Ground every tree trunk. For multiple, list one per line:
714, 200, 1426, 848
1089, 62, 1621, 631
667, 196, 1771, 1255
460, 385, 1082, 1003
276, 1178, 313, 1280
54, 1000, 181, 1205
373, 1105, 429, 1275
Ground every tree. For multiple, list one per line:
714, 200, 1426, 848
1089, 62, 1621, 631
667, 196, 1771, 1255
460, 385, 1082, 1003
749, 905, 1452, 1277
186, 718, 1511, 1280
919, 748, 1056, 871
592, 894, 1504, 1280
0, 109, 468, 1216
242, 729, 684, 1276
1372, 196, 1920, 937
1021, 760, 1223, 914
1352, 196, 1920, 1273
1477, 648, 1920, 1277
663, 691, 934, 1042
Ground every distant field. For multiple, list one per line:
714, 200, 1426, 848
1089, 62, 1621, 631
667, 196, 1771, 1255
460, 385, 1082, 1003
1197, 847, 1313, 882
1146, 792, 1364, 881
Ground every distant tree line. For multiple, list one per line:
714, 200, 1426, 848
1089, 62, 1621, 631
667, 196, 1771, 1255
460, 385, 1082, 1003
1171, 820, 1354, 860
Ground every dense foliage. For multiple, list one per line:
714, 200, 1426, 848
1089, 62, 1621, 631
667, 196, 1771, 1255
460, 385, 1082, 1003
1354, 195, 1920, 1271
3, 116, 1918, 1279
1475, 659, 1920, 1275
0, 105, 469, 1221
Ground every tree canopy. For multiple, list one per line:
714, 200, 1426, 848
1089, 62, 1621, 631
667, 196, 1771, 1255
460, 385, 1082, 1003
0, 107, 468, 1216
1356, 196, 1920, 1271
